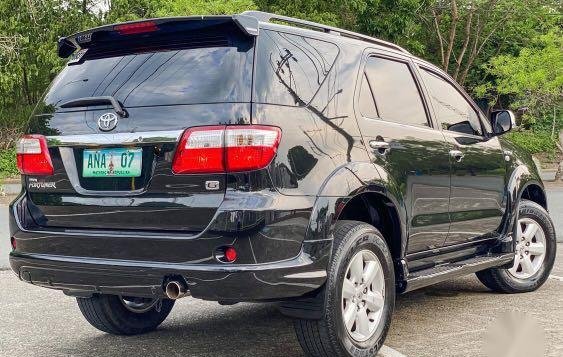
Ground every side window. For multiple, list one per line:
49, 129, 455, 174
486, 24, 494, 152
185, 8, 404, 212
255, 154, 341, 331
420, 69, 483, 136
358, 73, 378, 118
363, 57, 429, 127
254, 30, 339, 106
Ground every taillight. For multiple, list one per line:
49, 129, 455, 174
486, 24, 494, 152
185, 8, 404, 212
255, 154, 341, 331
16, 135, 54, 175
114, 21, 158, 35
172, 125, 281, 174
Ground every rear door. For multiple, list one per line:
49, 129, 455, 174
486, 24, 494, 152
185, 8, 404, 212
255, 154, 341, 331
418, 67, 506, 245
25, 19, 254, 232
355, 53, 452, 254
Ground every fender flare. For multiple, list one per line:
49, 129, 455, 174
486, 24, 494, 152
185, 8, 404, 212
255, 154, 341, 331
500, 163, 545, 252
302, 162, 408, 259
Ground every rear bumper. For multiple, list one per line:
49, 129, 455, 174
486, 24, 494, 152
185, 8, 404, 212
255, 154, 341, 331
9, 248, 328, 301
9, 192, 331, 301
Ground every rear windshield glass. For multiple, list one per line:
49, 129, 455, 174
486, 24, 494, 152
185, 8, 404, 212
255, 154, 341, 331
40, 28, 253, 111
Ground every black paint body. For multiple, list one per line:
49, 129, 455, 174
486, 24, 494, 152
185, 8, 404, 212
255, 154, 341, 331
9, 17, 547, 302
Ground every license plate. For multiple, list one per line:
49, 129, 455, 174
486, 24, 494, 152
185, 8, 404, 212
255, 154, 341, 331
83, 148, 142, 178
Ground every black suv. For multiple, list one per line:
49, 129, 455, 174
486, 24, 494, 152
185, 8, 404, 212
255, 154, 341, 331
9, 11, 556, 357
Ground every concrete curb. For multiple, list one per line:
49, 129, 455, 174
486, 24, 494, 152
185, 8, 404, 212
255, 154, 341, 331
0, 181, 21, 196
540, 170, 559, 182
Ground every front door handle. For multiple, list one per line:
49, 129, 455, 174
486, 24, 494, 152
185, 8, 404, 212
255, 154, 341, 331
449, 150, 464, 162
369, 140, 390, 154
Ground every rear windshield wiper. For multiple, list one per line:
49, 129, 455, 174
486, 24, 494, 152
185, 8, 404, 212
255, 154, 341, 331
60, 96, 128, 117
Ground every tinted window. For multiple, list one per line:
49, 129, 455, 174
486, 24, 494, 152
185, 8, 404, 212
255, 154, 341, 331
420, 69, 482, 136
358, 73, 378, 118
364, 57, 428, 127
254, 30, 339, 106
41, 35, 253, 110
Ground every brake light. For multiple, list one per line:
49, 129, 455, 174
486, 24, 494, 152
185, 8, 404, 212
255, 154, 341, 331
172, 125, 281, 174
114, 21, 158, 35
16, 135, 54, 175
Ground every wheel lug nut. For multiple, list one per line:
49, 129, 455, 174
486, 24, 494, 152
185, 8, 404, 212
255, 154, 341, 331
520, 255, 524, 259
525, 251, 529, 255
526, 242, 530, 246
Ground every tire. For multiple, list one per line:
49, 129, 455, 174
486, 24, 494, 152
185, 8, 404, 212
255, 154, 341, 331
476, 199, 557, 293
294, 220, 395, 357
77, 294, 175, 335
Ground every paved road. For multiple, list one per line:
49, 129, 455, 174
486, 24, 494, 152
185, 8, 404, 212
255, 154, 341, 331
546, 186, 563, 242
0, 249, 561, 357
0, 198, 9, 269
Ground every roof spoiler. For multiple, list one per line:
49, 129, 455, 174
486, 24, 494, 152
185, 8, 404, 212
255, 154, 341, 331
57, 14, 259, 58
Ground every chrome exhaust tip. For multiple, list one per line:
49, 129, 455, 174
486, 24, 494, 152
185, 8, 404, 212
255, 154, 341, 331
164, 280, 189, 300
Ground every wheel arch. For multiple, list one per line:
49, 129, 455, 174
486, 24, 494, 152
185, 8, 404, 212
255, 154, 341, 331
302, 163, 408, 278
519, 182, 547, 210
335, 191, 403, 264
288, 164, 406, 320
499, 163, 547, 254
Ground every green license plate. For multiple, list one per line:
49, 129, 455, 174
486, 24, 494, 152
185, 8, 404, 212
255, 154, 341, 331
83, 148, 142, 178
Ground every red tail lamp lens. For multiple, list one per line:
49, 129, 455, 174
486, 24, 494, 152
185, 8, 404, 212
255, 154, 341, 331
16, 135, 54, 176
114, 21, 158, 35
172, 126, 225, 174
224, 247, 237, 263
172, 125, 281, 174
10, 237, 16, 250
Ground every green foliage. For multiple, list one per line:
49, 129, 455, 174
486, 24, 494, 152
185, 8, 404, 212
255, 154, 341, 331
0, 148, 18, 179
107, 0, 256, 21
476, 30, 563, 118
0, 105, 33, 149
154, 0, 256, 17
0, 1, 103, 108
505, 130, 558, 155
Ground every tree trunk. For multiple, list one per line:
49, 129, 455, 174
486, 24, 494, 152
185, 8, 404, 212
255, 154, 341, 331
444, 0, 459, 72
453, 9, 473, 80
430, 8, 445, 67
21, 67, 32, 105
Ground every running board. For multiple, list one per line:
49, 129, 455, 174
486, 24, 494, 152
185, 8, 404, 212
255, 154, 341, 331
403, 253, 514, 293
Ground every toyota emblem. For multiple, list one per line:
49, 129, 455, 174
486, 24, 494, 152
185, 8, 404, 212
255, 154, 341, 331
97, 113, 118, 132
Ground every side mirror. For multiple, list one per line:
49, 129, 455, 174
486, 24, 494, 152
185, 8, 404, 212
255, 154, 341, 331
491, 110, 515, 135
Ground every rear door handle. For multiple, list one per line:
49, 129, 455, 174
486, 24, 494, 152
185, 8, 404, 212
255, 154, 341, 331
369, 140, 390, 154
449, 150, 464, 162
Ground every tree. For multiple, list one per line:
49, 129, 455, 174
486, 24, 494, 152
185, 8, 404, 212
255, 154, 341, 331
420, 0, 561, 87
476, 30, 562, 130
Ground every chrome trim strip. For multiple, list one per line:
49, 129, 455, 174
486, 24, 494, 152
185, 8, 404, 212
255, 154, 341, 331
47, 130, 183, 147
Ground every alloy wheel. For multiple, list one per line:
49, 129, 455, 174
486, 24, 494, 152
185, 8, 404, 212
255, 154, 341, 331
508, 217, 547, 279
341, 249, 385, 342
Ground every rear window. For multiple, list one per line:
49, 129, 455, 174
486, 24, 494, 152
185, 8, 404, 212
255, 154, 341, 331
41, 28, 254, 110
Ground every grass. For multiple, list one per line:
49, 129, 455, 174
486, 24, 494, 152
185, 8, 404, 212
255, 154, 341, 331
0, 148, 18, 180
505, 130, 558, 155
0, 104, 31, 180
505, 129, 562, 169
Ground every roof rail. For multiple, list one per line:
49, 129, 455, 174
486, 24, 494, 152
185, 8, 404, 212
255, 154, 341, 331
241, 10, 410, 54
